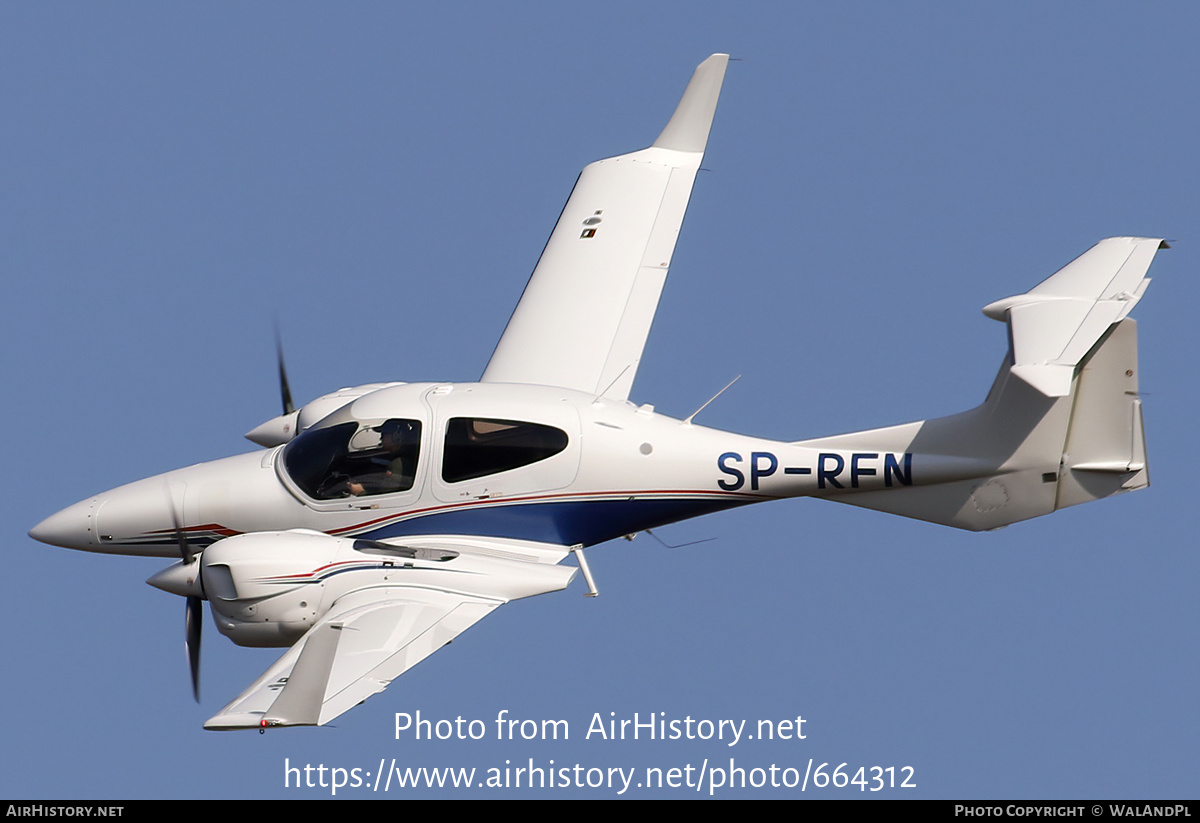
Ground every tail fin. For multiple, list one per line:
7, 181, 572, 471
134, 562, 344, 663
799, 237, 1161, 530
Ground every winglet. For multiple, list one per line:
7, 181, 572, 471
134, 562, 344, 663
653, 53, 729, 152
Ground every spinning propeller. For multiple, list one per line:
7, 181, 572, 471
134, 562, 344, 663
173, 505, 203, 703
145, 493, 206, 702
149, 328, 296, 699
243, 328, 303, 447
276, 326, 295, 417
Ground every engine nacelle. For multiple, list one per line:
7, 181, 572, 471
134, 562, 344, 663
198, 529, 575, 649
244, 382, 407, 447
201, 530, 339, 647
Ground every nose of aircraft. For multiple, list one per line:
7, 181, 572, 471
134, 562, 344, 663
29, 497, 98, 551
30, 479, 186, 556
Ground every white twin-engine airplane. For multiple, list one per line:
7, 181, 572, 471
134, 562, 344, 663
31, 54, 1163, 731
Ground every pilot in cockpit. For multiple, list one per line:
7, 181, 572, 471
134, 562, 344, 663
345, 418, 420, 496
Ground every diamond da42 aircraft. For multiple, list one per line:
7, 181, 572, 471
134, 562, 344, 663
30, 54, 1163, 731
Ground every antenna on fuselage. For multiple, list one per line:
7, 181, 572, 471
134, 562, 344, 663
592, 364, 632, 404
683, 375, 741, 425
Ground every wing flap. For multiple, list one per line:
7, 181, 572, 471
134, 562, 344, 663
481, 54, 728, 400
317, 591, 499, 725
265, 619, 344, 726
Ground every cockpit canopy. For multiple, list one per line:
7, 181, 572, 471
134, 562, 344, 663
282, 418, 421, 500
281, 415, 569, 501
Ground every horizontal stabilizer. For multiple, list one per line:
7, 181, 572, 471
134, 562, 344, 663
981, 237, 1163, 397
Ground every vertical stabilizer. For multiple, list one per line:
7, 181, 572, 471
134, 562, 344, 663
1056, 319, 1149, 508
797, 239, 1161, 530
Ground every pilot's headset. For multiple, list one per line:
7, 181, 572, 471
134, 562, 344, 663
374, 419, 417, 447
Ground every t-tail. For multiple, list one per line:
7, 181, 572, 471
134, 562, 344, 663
796, 237, 1163, 531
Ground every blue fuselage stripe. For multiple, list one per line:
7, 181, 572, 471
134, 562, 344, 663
359, 497, 750, 546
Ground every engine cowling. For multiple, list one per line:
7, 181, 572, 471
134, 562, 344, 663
186, 529, 575, 649
244, 382, 407, 447
201, 530, 339, 647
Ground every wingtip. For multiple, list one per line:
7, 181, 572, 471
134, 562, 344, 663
203, 711, 265, 731
652, 53, 730, 153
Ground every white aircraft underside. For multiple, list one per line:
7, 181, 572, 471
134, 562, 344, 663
29, 54, 1164, 731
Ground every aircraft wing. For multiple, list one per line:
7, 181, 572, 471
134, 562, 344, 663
481, 54, 729, 401
204, 544, 576, 730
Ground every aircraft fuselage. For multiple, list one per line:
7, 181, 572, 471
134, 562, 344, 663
31, 381, 921, 557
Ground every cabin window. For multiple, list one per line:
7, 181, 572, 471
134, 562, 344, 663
282, 419, 422, 499
441, 418, 568, 483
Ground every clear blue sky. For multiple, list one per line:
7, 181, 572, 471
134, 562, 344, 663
3, 1, 1197, 799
